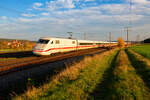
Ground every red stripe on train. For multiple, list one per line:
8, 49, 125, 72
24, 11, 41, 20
33, 45, 101, 52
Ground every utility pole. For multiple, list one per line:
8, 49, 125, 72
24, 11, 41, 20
109, 32, 111, 47
84, 32, 86, 40
109, 32, 111, 43
67, 32, 73, 39
124, 27, 131, 46
136, 35, 140, 44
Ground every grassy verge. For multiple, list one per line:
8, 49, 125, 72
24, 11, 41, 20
95, 49, 150, 100
0, 58, 17, 61
13, 49, 118, 100
0, 49, 31, 53
129, 44, 150, 59
109, 50, 150, 99
126, 49, 150, 89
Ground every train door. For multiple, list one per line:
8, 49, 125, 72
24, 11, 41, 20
71, 40, 76, 52
76, 40, 78, 51
75, 40, 78, 51
53, 39, 60, 53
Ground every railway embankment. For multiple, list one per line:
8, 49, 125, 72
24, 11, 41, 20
0, 48, 106, 100
12, 49, 118, 100
0, 48, 105, 76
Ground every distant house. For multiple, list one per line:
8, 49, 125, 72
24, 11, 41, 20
7, 42, 11, 45
144, 38, 150, 43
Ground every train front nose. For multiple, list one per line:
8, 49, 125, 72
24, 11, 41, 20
32, 49, 43, 55
32, 38, 51, 55
32, 44, 48, 55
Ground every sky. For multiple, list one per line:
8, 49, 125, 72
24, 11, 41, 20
0, 0, 150, 41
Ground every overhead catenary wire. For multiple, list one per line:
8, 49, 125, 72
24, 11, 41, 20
101, 0, 128, 41
101, 0, 130, 31
124, 0, 133, 44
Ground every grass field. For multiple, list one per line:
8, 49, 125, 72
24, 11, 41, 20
129, 44, 150, 59
0, 49, 31, 61
9, 45, 150, 100
106, 50, 150, 100
0, 58, 17, 61
0, 49, 32, 53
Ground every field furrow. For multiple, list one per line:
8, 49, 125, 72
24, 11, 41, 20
129, 45, 150, 59
126, 49, 150, 89
93, 49, 150, 100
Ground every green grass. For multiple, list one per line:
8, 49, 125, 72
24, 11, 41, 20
129, 44, 150, 59
108, 50, 150, 100
0, 49, 31, 53
126, 49, 150, 89
94, 50, 150, 100
0, 49, 31, 61
0, 58, 17, 61
13, 49, 118, 100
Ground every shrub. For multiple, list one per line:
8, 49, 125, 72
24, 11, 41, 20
117, 37, 125, 48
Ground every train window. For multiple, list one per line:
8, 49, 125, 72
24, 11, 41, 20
37, 39, 49, 44
51, 41, 53, 44
96, 43, 101, 45
56, 40, 60, 44
72, 41, 75, 44
79, 43, 93, 45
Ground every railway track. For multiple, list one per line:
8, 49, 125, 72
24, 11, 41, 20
0, 51, 32, 57
0, 48, 108, 99
0, 48, 107, 76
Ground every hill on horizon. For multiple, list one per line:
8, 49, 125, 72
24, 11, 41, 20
144, 38, 150, 43
0, 38, 36, 42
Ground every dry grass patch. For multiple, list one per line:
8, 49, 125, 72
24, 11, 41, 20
13, 49, 118, 100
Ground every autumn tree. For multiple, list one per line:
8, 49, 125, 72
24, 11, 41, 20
24, 41, 35, 50
117, 37, 125, 48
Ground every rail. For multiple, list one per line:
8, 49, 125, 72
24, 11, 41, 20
0, 48, 107, 76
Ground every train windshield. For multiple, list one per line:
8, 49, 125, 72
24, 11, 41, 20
37, 39, 49, 44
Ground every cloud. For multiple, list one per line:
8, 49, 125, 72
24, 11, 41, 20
1, 0, 150, 41
131, 0, 149, 4
34, 2, 43, 6
85, 0, 95, 2
21, 14, 37, 17
1, 16, 7, 20
46, 0, 75, 11
33, 2, 43, 10
100, 4, 129, 15
41, 12, 50, 16
126, 0, 150, 5
17, 18, 32, 23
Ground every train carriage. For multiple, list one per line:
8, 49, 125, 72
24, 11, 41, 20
77, 40, 102, 50
33, 37, 77, 55
33, 37, 117, 56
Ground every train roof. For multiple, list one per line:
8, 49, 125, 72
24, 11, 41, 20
39, 37, 105, 43
39, 37, 76, 40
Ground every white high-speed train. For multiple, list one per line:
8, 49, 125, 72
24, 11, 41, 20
32, 37, 117, 55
